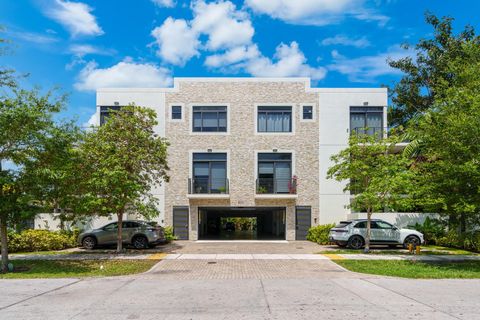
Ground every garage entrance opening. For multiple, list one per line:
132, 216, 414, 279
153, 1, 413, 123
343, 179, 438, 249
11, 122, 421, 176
198, 207, 286, 240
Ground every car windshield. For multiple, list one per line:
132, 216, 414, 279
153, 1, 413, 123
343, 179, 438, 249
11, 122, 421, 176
335, 221, 352, 228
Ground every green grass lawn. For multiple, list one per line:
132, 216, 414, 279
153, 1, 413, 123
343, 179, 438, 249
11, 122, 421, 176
336, 260, 480, 279
0, 260, 159, 279
319, 245, 478, 256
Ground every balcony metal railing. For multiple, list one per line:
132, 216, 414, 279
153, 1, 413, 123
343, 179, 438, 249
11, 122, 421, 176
352, 127, 384, 139
256, 178, 297, 194
188, 177, 229, 194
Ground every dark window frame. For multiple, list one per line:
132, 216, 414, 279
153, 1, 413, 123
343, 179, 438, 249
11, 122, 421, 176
192, 106, 228, 132
171, 105, 182, 120
99, 105, 123, 126
302, 105, 313, 120
192, 152, 228, 193
350, 106, 384, 136
257, 153, 292, 194
257, 106, 293, 133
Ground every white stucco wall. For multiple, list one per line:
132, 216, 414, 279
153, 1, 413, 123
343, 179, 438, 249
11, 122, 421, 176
95, 89, 167, 226
317, 89, 388, 224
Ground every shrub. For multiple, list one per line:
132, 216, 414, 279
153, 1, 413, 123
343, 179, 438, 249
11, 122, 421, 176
1, 229, 79, 253
409, 217, 446, 245
436, 230, 480, 253
306, 224, 335, 245
164, 226, 177, 243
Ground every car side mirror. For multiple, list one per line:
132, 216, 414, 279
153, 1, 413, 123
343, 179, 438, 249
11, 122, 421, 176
392, 226, 398, 230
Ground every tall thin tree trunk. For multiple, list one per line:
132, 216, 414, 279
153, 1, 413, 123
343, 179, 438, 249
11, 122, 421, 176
0, 160, 8, 273
364, 209, 372, 253
116, 211, 124, 253
0, 216, 9, 273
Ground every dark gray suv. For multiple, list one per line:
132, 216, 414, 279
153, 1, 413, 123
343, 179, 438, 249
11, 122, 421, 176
78, 220, 165, 249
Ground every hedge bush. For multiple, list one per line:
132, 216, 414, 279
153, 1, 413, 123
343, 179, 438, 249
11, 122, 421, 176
1, 229, 80, 253
436, 230, 480, 252
306, 224, 335, 245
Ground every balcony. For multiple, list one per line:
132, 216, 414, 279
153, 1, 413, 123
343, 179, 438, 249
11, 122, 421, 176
187, 177, 230, 199
255, 178, 298, 199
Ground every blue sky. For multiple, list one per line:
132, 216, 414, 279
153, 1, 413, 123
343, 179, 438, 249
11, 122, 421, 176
1, 0, 479, 126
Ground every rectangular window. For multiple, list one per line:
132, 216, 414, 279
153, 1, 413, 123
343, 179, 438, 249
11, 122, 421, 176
302, 106, 313, 120
171, 105, 182, 120
100, 105, 123, 126
350, 107, 383, 138
257, 106, 292, 133
192, 153, 227, 193
257, 153, 292, 194
192, 106, 227, 132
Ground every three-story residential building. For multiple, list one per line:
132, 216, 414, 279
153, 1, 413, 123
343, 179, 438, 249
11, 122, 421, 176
92, 78, 388, 241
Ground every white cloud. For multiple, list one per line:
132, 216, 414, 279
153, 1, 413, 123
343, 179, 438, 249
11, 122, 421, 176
66, 44, 116, 70
43, 0, 103, 37
206, 42, 327, 80
9, 30, 59, 44
191, 0, 254, 50
320, 35, 370, 48
151, 17, 200, 66
69, 44, 115, 57
151, 0, 176, 8
205, 45, 260, 68
83, 112, 98, 129
328, 46, 408, 82
245, 42, 327, 80
151, 0, 254, 65
245, 0, 388, 26
151, 0, 325, 80
74, 59, 172, 91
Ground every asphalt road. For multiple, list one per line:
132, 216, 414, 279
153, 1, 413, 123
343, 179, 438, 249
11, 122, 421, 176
1, 258, 479, 320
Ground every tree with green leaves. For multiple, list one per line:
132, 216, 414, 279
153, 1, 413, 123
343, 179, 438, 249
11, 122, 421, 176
327, 134, 413, 252
388, 13, 479, 128
77, 105, 169, 252
23, 122, 82, 229
409, 41, 480, 232
0, 88, 64, 272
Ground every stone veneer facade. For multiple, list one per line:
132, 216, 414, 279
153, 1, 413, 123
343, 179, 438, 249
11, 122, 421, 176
164, 81, 319, 241
88, 78, 389, 239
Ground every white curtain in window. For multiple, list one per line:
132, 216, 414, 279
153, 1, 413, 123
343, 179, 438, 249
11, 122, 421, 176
350, 114, 365, 134
282, 113, 290, 132
258, 113, 267, 131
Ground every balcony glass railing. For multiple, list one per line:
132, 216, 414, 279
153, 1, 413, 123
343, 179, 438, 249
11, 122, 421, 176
352, 127, 384, 139
256, 178, 297, 194
188, 177, 229, 194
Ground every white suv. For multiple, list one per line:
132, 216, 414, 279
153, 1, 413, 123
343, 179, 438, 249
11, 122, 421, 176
328, 219, 424, 249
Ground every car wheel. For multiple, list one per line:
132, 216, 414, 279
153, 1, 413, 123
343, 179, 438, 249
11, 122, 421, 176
403, 235, 420, 249
347, 235, 364, 250
132, 236, 148, 249
82, 236, 96, 250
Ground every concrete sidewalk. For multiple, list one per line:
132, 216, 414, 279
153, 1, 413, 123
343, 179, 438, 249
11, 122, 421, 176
324, 253, 480, 261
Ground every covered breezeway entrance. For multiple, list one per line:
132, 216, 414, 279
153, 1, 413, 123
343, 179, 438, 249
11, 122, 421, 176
198, 207, 286, 240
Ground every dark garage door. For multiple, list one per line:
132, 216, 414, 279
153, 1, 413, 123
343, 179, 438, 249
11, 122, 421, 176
295, 206, 311, 240
173, 206, 189, 240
